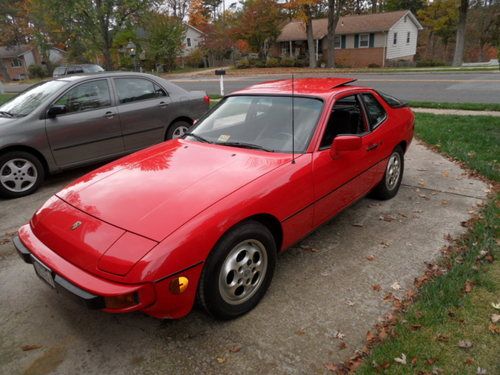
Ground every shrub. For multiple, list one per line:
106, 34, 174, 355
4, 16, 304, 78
235, 58, 251, 69
28, 64, 48, 78
266, 57, 279, 67
416, 59, 446, 67
185, 49, 205, 68
280, 57, 295, 67
367, 63, 380, 68
254, 59, 266, 68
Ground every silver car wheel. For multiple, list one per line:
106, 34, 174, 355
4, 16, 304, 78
385, 152, 401, 191
218, 239, 268, 305
0, 158, 38, 193
172, 125, 189, 139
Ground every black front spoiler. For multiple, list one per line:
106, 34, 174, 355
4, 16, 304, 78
13, 235, 105, 310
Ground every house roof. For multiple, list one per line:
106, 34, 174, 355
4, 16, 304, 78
0, 44, 33, 59
187, 24, 205, 35
277, 10, 422, 42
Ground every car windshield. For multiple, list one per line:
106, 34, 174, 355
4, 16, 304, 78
188, 95, 323, 153
85, 65, 104, 73
0, 80, 67, 117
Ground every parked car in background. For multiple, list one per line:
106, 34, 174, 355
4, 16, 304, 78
0, 72, 209, 198
53, 64, 104, 77
14, 78, 414, 320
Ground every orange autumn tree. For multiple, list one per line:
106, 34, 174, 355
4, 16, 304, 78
188, 0, 210, 30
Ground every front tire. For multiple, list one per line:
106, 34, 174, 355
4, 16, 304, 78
166, 120, 191, 140
371, 146, 404, 200
198, 221, 277, 320
0, 151, 45, 199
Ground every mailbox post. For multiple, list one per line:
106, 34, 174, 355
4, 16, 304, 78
215, 69, 226, 96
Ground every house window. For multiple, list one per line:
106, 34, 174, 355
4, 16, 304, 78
186, 38, 191, 47
334, 35, 341, 49
359, 33, 369, 48
393, 32, 398, 45
11, 58, 23, 67
406, 31, 411, 44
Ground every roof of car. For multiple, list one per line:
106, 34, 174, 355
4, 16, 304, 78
232, 78, 360, 97
52, 71, 161, 83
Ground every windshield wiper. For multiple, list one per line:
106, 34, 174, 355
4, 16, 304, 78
0, 111, 14, 118
216, 141, 274, 152
184, 132, 212, 143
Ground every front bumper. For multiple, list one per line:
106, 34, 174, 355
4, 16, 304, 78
13, 235, 105, 309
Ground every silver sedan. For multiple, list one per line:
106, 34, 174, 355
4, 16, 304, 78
0, 72, 209, 198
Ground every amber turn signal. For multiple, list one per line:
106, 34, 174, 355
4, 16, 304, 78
104, 292, 138, 309
169, 276, 189, 294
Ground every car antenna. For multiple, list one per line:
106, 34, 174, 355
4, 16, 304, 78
291, 74, 296, 164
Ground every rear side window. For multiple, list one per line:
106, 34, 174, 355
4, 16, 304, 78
67, 66, 84, 74
361, 93, 386, 130
53, 67, 66, 76
114, 78, 161, 104
55, 79, 111, 113
378, 92, 406, 108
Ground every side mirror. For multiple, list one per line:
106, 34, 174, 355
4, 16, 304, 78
330, 135, 362, 159
47, 104, 67, 118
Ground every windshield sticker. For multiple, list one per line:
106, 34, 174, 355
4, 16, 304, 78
218, 134, 231, 142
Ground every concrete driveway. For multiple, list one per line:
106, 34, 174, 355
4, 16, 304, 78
0, 142, 489, 375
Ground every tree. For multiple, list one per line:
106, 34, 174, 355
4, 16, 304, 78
384, 0, 425, 14
326, 0, 346, 68
452, 0, 469, 66
40, 0, 156, 70
188, 0, 210, 30
235, 0, 283, 58
164, 0, 190, 19
144, 12, 185, 71
466, 1, 500, 61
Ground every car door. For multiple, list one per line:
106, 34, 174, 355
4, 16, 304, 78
112, 77, 172, 152
312, 94, 381, 226
45, 78, 124, 167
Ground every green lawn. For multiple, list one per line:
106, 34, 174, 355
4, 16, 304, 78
356, 114, 500, 374
0, 93, 14, 105
409, 101, 500, 112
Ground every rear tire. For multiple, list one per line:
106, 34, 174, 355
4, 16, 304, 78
371, 146, 404, 200
166, 120, 191, 140
0, 151, 45, 199
198, 221, 277, 320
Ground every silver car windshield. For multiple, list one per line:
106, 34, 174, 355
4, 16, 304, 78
0, 80, 67, 117
189, 95, 323, 153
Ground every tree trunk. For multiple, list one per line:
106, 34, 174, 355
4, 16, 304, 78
326, 0, 340, 68
0, 59, 11, 82
305, 6, 316, 68
427, 31, 434, 59
452, 0, 468, 67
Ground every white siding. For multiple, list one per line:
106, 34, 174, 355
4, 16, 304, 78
22, 51, 35, 66
49, 49, 65, 63
183, 27, 203, 56
386, 15, 418, 59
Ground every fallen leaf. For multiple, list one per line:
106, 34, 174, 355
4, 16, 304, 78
491, 302, 500, 310
441, 200, 449, 206
378, 328, 388, 340
442, 170, 449, 177
366, 255, 375, 261
465, 357, 475, 365
435, 334, 449, 342
491, 314, 500, 324
216, 356, 226, 364
338, 341, 347, 350
228, 345, 241, 353
458, 340, 473, 349
324, 363, 338, 372
300, 246, 318, 253
391, 282, 401, 291
21, 344, 42, 352
394, 353, 407, 365
372, 284, 382, 292
432, 366, 444, 374
334, 331, 345, 340
295, 328, 305, 336
476, 367, 487, 374
346, 300, 355, 306
488, 323, 500, 334
411, 357, 418, 366
426, 358, 437, 365
464, 280, 474, 293
366, 331, 376, 343
352, 222, 364, 227
411, 324, 422, 331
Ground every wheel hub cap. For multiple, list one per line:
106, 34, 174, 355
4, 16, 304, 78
0, 158, 38, 193
218, 239, 268, 305
385, 153, 401, 190
172, 126, 188, 139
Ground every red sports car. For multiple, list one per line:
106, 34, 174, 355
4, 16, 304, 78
14, 78, 414, 320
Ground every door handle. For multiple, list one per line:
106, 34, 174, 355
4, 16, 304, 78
159, 101, 168, 109
104, 111, 115, 119
366, 143, 379, 151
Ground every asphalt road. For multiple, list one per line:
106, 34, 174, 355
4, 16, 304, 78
4, 71, 499, 103
0, 142, 490, 374
170, 72, 500, 104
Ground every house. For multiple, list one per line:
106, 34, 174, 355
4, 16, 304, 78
182, 24, 204, 56
276, 10, 423, 68
0, 44, 65, 80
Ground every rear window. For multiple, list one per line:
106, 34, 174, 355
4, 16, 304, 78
53, 67, 66, 76
378, 92, 407, 108
84, 65, 104, 73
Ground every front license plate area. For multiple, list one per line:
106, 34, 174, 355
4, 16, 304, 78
33, 259, 55, 289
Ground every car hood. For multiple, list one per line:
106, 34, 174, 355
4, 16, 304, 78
0, 116, 16, 126
56, 140, 290, 242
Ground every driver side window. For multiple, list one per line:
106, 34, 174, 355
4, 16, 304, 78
320, 95, 367, 149
55, 80, 111, 114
